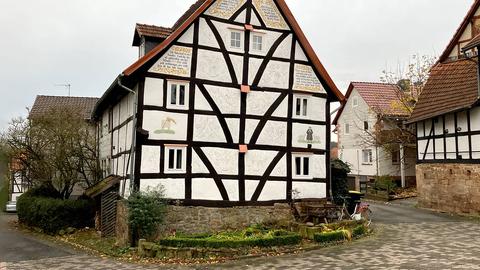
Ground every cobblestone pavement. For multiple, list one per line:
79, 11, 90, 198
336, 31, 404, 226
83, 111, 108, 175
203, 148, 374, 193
3, 202, 480, 270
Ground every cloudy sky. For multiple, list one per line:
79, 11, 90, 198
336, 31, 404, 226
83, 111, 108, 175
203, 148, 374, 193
0, 0, 473, 129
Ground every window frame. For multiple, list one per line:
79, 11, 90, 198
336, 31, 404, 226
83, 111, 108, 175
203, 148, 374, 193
362, 149, 373, 165
294, 95, 310, 118
364, 121, 369, 131
165, 146, 187, 173
293, 154, 312, 179
252, 34, 264, 52
344, 123, 350, 135
352, 97, 359, 107
167, 81, 189, 109
230, 30, 242, 49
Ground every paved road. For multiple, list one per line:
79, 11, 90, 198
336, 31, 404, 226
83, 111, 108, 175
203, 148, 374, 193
2, 201, 480, 270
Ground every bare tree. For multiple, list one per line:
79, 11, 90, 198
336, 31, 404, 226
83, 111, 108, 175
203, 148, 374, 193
1, 107, 101, 199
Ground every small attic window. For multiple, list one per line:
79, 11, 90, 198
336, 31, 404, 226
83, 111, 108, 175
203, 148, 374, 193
352, 97, 359, 107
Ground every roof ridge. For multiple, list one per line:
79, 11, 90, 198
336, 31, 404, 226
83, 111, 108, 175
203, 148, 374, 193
136, 23, 172, 30
351, 81, 398, 86
36, 95, 99, 99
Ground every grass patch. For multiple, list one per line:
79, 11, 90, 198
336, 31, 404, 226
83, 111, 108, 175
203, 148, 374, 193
59, 229, 131, 257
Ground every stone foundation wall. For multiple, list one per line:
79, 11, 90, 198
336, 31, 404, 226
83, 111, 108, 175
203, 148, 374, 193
417, 163, 480, 214
159, 204, 294, 236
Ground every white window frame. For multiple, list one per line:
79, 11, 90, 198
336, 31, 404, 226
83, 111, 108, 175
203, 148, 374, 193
167, 81, 189, 109
165, 146, 186, 173
230, 31, 242, 49
294, 95, 309, 118
362, 149, 373, 164
293, 154, 312, 179
344, 123, 350, 135
352, 97, 359, 107
252, 34, 264, 52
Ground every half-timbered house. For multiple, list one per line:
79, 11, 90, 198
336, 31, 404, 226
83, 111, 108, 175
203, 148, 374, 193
93, 0, 344, 208
408, 0, 480, 214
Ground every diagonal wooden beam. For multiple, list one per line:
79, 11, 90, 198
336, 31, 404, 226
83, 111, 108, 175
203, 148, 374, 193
249, 92, 288, 145
251, 152, 285, 201
193, 147, 230, 201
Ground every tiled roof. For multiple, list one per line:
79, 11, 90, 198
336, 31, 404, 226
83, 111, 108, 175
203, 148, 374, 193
29, 95, 99, 120
352, 82, 410, 116
172, 0, 207, 30
408, 58, 479, 123
135, 24, 172, 39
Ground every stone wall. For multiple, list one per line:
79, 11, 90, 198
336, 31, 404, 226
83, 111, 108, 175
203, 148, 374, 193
158, 204, 294, 236
417, 163, 480, 214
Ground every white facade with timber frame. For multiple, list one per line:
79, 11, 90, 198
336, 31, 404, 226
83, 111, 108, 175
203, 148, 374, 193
93, 0, 344, 206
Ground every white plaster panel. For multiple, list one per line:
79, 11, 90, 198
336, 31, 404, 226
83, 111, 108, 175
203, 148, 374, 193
471, 107, 480, 131
271, 155, 287, 177
194, 86, 212, 111
201, 148, 238, 175
416, 122, 424, 137
434, 118, 444, 135
192, 151, 210, 174
193, 115, 227, 143
446, 137, 456, 159
311, 155, 326, 179
205, 85, 241, 114
305, 97, 326, 121
178, 25, 194, 44
258, 181, 287, 201
295, 42, 308, 61
418, 140, 427, 159
117, 126, 127, 153
424, 120, 432, 135
226, 118, 240, 143
230, 54, 244, 84
143, 111, 188, 141
258, 61, 290, 89
245, 180, 259, 200
234, 9, 246, 24
246, 91, 281, 116
113, 104, 120, 128
273, 34, 292, 59
144, 78, 164, 107
125, 122, 132, 150
141, 146, 160, 174
205, 0, 247, 19
292, 123, 326, 150
457, 111, 468, 132
245, 119, 260, 143
248, 57, 263, 85
112, 130, 119, 155
257, 121, 287, 146
472, 135, 480, 159
249, 30, 282, 57
250, 11, 261, 26
272, 97, 288, 118
434, 139, 444, 160
192, 178, 223, 200
223, 180, 239, 201
458, 135, 469, 158
140, 179, 184, 199
199, 18, 220, 49
292, 183, 326, 199
197, 49, 233, 83
245, 150, 279, 176
425, 138, 434, 160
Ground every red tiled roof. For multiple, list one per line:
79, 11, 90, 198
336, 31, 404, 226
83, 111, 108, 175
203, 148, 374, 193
30, 95, 99, 120
136, 24, 172, 39
408, 58, 479, 123
333, 82, 409, 125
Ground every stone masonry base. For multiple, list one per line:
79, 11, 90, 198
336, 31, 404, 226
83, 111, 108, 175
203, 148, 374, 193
416, 163, 480, 214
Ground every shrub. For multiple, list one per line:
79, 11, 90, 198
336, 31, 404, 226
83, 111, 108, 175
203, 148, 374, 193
314, 230, 349, 243
24, 184, 62, 199
331, 159, 351, 205
17, 190, 94, 234
127, 186, 167, 241
374, 175, 397, 192
352, 224, 368, 238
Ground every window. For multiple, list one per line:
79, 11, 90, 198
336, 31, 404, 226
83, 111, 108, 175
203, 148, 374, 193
362, 149, 373, 164
168, 81, 188, 108
252, 34, 263, 51
344, 123, 350, 135
295, 97, 309, 117
364, 121, 369, 131
352, 97, 358, 107
392, 151, 400, 164
165, 147, 186, 173
294, 155, 311, 177
230, 31, 242, 48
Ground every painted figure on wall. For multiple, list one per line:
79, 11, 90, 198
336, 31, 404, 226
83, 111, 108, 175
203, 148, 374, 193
306, 126, 314, 142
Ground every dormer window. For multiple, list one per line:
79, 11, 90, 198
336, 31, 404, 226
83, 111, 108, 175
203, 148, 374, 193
252, 34, 263, 51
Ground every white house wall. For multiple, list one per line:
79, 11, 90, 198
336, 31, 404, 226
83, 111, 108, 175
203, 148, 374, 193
115, 0, 332, 203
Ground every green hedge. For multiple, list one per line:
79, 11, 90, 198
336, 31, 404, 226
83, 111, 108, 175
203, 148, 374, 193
159, 234, 302, 249
314, 230, 348, 243
17, 187, 94, 234
352, 225, 368, 238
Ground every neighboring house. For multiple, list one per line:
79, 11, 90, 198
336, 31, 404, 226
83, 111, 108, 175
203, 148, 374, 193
408, 0, 480, 214
333, 82, 416, 192
92, 0, 344, 205
13, 95, 100, 199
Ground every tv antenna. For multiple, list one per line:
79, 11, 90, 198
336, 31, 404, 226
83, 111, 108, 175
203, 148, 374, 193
55, 83, 71, 96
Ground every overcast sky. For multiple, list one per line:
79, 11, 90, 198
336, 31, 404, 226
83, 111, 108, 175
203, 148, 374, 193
0, 0, 473, 129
